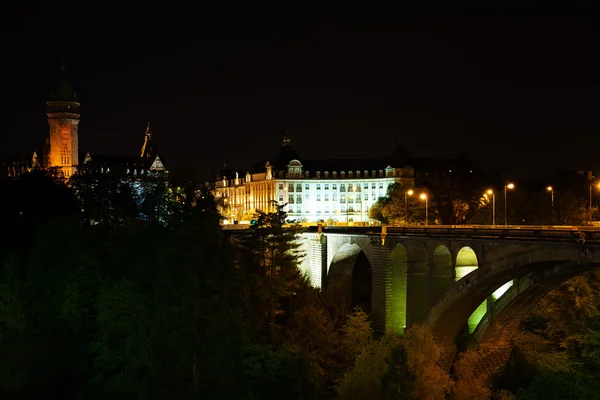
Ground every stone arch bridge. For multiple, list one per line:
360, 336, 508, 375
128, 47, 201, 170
281, 225, 600, 350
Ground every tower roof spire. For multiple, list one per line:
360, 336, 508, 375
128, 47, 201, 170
140, 121, 154, 158
50, 61, 78, 102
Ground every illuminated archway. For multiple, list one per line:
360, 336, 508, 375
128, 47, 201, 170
328, 243, 373, 314
391, 244, 408, 333
432, 245, 452, 275
456, 246, 484, 332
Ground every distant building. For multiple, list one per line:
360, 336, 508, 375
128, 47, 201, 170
213, 138, 478, 225
4, 64, 167, 179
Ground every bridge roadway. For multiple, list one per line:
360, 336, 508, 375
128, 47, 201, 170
224, 223, 600, 243
305, 224, 600, 243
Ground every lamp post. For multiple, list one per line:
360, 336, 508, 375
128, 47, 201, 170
546, 186, 554, 224
589, 183, 600, 222
504, 183, 514, 227
420, 193, 428, 225
405, 189, 414, 225
486, 189, 495, 225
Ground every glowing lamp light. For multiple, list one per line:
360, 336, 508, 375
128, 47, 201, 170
420, 193, 427, 200
486, 189, 493, 195
407, 189, 414, 196
506, 183, 514, 189
546, 186, 553, 192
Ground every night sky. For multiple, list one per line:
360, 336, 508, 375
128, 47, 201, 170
2, 5, 599, 180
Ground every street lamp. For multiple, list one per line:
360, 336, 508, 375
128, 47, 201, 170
589, 183, 600, 221
420, 193, 428, 225
504, 183, 514, 227
546, 186, 554, 223
486, 189, 495, 225
405, 189, 414, 225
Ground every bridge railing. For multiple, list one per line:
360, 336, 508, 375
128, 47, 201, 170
221, 223, 600, 242
306, 224, 600, 243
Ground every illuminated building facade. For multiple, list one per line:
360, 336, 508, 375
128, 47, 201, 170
214, 138, 415, 224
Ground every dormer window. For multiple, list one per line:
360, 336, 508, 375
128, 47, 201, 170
348, 171, 353, 178
364, 170, 368, 177
379, 170, 383, 177
372, 170, 376, 177
340, 171, 345, 178
316, 171, 321, 178
332, 171, 337, 178
356, 171, 360, 178
324, 171, 329, 178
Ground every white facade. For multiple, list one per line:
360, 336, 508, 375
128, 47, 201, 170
215, 153, 414, 225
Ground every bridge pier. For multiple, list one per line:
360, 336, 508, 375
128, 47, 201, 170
308, 233, 328, 288
371, 243, 392, 334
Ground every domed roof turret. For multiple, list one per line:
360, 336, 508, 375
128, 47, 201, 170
217, 162, 233, 180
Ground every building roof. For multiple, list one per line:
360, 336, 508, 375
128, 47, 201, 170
50, 64, 78, 103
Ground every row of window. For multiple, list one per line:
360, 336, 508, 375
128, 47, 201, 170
280, 182, 385, 192
285, 205, 366, 213
281, 169, 392, 179
281, 192, 383, 204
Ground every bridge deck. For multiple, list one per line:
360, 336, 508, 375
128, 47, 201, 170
223, 224, 600, 243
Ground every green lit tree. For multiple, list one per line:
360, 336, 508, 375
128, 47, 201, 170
236, 201, 305, 344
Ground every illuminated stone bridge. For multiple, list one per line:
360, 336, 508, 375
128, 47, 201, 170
226, 224, 600, 373
293, 226, 600, 349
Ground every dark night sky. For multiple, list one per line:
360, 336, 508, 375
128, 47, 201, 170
2, 4, 599, 180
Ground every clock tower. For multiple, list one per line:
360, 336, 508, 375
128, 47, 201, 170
46, 63, 80, 177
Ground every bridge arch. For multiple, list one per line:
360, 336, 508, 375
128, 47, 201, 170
475, 263, 600, 346
424, 246, 600, 347
455, 246, 487, 332
327, 243, 373, 314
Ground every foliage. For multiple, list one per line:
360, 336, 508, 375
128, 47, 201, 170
337, 334, 406, 400
370, 183, 439, 225
514, 371, 600, 400
404, 324, 453, 400
70, 169, 176, 226
278, 283, 374, 398
451, 349, 491, 400
236, 202, 305, 343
